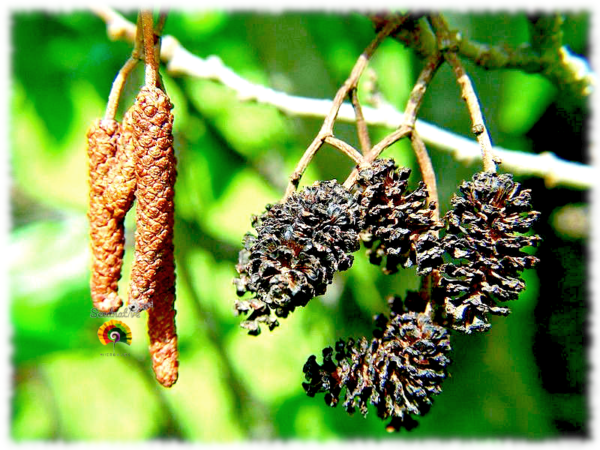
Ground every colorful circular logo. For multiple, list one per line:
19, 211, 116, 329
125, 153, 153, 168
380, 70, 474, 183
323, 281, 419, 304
98, 320, 132, 351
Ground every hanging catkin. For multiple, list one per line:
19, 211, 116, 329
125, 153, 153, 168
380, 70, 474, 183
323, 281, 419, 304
102, 107, 137, 220
87, 119, 126, 313
128, 85, 179, 387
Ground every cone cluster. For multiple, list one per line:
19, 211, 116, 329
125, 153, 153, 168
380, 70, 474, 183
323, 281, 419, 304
233, 156, 540, 431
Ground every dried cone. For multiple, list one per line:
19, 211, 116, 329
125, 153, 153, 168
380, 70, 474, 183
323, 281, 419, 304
233, 180, 363, 335
356, 159, 444, 276
87, 119, 125, 313
128, 85, 178, 387
302, 297, 452, 432
439, 171, 541, 333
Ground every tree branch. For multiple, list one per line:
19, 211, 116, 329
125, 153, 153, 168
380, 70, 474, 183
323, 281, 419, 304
103, 16, 143, 120
411, 131, 439, 221
429, 14, 498, 173
343, 51, 441, 189
141, 10, 159, 87
93, 7, 593, 191
282, 15, 407, 200
369, 13, 594, 99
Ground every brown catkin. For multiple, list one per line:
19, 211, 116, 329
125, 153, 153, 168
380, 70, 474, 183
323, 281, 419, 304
87, 119, 125, 313
128, 85, 178, 387
102, 108, 137, 219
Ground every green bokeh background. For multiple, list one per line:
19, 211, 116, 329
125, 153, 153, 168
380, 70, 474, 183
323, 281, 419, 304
9, 10, 589, 440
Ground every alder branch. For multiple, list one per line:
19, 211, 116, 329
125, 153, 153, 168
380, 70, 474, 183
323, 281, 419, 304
282, 15, 408, 200
411, 132, 439, 221
429, 14, 498, 173
104, 16, 143, 120
342, 51, 440, 189
141, 10, 159, 88
369, 13, 594, 99
350, 88, 371, 153
93, 7, 593, 191
323, 136, 364, 165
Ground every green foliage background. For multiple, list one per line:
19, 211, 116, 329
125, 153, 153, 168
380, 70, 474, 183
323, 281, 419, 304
10, 10, 589, 440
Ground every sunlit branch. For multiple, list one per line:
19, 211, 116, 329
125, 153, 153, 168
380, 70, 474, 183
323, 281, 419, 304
93, 7, 593, 191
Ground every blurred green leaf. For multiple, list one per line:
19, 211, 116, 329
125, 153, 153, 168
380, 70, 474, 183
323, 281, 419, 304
12, 368, 56, 439
163, 345, 245, 441
39, 351, 163, 439
498, 71, 556, 135
204, 168, 280, 245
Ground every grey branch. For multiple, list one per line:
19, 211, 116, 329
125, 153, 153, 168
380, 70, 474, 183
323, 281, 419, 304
94, 7, 593, 190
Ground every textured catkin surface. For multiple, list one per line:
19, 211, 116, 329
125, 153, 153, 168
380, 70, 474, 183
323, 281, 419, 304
128, 85, 178, 387
102, 108, 137, 219
87, 119, 125, 313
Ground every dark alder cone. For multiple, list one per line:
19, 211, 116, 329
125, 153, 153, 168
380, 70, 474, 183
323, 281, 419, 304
439, 171, 541, 333
128, 86, 178, 387
87, 119, 125, 313
233, 180, 363, 335
356, 158, 443, 276
302, 305, 451, 432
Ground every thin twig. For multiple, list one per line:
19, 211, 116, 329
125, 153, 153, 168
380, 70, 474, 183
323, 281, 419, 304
103, 16, 144, 120
446, 51, 498, 172
155, 10, 169, 35
369, 14, 594, 99
104, 57, 139, 120
323, 136, 364, 164
343, 53, 441, 189
285, 138, 328, 197
93, 7, 593, 190
420, 274, 435, 319
429, 14, 498, 173
342, 125, 411, 190
368, 126, 412, 163
283, 16, 408, 200
141, 10, 159, 87
401, 53, 443, 130
411, 132, 439, 221
153, 11, 169, 89
350, 88, 371, 153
